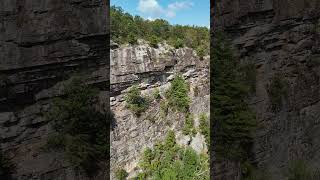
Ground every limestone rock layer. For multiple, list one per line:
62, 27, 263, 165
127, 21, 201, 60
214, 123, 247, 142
213, 0, 320, 179
0, 0, 108, 179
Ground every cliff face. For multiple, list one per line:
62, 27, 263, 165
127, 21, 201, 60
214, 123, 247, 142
214, 0, 320, 179
110, 42, 210, 178
0, 1, 108, 179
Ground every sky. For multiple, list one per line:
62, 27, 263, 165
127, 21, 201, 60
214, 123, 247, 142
111, 0, 210, 28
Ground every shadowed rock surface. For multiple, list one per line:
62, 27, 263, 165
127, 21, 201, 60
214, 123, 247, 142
213, 0, 320, 179
0, 0, 108, 179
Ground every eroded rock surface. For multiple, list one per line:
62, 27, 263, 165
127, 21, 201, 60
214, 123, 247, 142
213, 0, 320, 179
0, 1, 108, 179
110, 42, 210, 178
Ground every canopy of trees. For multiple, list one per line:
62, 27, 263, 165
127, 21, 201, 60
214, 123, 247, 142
135, 131, 209, 180
111, 6, 209, 55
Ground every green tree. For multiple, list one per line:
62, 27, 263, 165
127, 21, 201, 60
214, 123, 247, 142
211, 32, 257, 161
149, 35, 160, 48
182, 113, 196, 136
165, 75, 190, 113
115, 169, 128, 180
45, 77, 108, 176
199, 113, 210, 146
110, 6, 209, 51
136, 131, 209, 179
125, 85, 149, 116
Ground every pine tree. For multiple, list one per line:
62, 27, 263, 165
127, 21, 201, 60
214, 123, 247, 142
211, 32, 256, 161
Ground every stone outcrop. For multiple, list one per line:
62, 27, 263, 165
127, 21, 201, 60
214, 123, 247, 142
110, 41, 210, 178
213, 0, 320, 179
0, 1, 108, 179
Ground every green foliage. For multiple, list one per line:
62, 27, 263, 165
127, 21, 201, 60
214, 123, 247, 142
45, 77, 108, 176
211, 32, 257, 161
152, 88, 161, 100
196, 46, 206, 60
287, 160, 320, 180
165, 75, 190, 113
182, 114, 196, 136
110, 6, 209, 52
115, 169, 128, 180
267, 75, 288, 112
168, 38, 184, 49
128, 33, 138, 45
125, 85, 149, 116
149, 35, 160, 48
0, 151, 15, 180
160, 100, 169, 118
136, 131, 209, 179
199, 113, 210, 146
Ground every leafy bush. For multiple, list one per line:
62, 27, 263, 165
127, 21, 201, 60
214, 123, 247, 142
182, 113, 196, 136
160, 100, 169, 118
165, 75, 190, 113
0, 151, 15, 180
149, 35, 160, 48
128, 33, 138, 45
45, 77, 108, 176
199, 113, 210, 146
168, 38, 184, 49
152, 88, 161, 100
136, 130, 209, 179
196, 46, 206, 60
125, 85, 149, 116
211, 32, 257, 161
115, 169, 128, 180
267, 75, 288, 112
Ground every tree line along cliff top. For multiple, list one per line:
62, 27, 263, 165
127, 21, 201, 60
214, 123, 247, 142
111, 6, 209, 56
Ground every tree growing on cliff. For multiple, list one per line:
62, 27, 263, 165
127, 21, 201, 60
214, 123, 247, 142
136, 130, 209, 179
211, 32, 257, 161
45, 77, 108, 177
165, 75, 190, 113
115, 169, 128, 180
125, 85, 149, 116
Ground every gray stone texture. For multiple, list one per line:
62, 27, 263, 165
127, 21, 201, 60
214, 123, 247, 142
0, 0, 108, 179
213, 0, 320, 179
110, 42, 210, 178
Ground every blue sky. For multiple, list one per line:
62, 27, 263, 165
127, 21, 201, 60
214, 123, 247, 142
111, 0, 210, 28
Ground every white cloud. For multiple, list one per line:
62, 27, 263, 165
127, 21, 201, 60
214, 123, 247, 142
137, 0, 193, 18
137, 0, 164, 17
168, 1, 193, 11
147, 17, 155, 21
